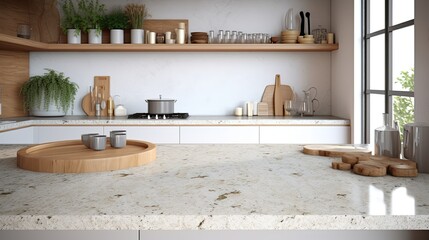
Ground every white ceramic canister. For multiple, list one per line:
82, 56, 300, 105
88, 29, 102, 44
67, 29, 81, 44
110, 29, 124, 44
131, 29, 144, 44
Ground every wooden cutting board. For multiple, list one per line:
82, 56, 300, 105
81, 76, 110, 116
17, 139, 156, 173
303, 145, 372, 157
331, 153, 418, 177
261, 75, 293, 116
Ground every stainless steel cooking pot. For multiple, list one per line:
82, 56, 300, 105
145, 95, 177, 114
403, 122, 429, 173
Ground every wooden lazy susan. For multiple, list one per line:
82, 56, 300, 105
17, 140, 156, 173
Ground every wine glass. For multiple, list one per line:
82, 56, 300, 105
297, 101, 308, 117
284, 100, 295, 115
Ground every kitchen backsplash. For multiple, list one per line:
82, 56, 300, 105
30, 0, 332, 115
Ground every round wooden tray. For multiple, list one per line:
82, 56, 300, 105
17, 139, 156, 173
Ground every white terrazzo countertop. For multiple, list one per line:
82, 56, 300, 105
0, 144, 428, 230
0, 115, 349, 132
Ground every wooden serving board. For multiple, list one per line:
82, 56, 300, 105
303, 145, 372, 157
17, 139, 156, 173
331, 153, 418, 177
261, 75, 293, 116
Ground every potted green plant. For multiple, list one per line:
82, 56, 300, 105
125, 3, 150, 44
61, 0, 83, 44
79, 0, 106, 44
103, 7, 129, 44
21, 69, 79, 117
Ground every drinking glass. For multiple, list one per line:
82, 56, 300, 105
297, 101, 308, 117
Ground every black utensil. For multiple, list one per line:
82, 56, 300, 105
305, 12, 311, 35
299, 11, 305, 36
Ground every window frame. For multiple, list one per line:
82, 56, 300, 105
363, 0, 415, 143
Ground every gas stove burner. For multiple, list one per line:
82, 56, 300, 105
128, 113, 189, 119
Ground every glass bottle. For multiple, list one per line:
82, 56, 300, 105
374, 113, 401, 158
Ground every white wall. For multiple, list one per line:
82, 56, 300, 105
30, 0, 333, 116
415, 0, 429, 122
330, 0, 358, 143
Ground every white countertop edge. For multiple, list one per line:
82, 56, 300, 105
1, 215, 428, 230
0, 116, 350, 132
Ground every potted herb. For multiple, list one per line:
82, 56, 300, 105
21, 69, 79, 117
61, 0, 83, 44
79, 0, 106, 44
125, 3, 150, 44
103, 7, 129, 44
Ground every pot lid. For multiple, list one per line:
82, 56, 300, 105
146, 94, 176, 101
146, 98, 176, 101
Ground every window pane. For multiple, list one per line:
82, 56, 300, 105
369, 34, 385, 90
392, 0, 414, 25
369, 0, 385, 33
369, 94, 386, 145
392, 26, 414, 91
393, 96, 414, 140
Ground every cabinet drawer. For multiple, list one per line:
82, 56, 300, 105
36, 126, 104, 143
0, 127, 35, 144
180, 126, 259, 144
260, 126, 350, 144
104, 126, 180, 144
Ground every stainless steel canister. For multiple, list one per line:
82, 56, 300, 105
403, 123, 429, 173
374, 113, 401, 158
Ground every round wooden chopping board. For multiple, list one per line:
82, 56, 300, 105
303, 145, 372, 157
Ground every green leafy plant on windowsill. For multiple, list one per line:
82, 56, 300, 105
393, 68, 414, 140
21, 69, 79, 115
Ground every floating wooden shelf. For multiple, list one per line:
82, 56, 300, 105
0, 33, 339, 52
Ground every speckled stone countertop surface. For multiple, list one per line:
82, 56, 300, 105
0, 115, 349, 132
1, 144, 428, 230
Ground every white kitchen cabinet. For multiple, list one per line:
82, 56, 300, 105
260, 126, 350, 144
0, 127, 35, 144
35, 126, 104, 143
139, 230, 429, 240
180, 126, 259, 144
0, 230, 138, 240
104, 126, 180, 144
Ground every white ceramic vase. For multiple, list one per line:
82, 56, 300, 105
30, 96, 66, 117
88, 29, 102, 44
67, 29, 81, 44
110, 29, 124, 44
131, 29, 144, 44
